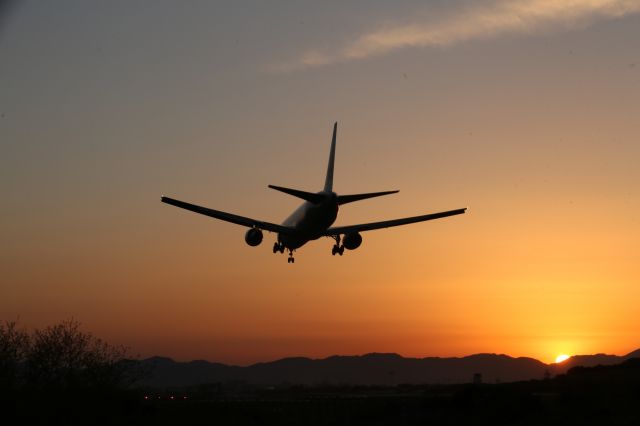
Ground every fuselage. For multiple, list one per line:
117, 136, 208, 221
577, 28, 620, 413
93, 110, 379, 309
278, 191, 339, 249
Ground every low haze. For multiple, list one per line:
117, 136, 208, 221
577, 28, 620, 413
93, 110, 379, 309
2, 1, 639, 365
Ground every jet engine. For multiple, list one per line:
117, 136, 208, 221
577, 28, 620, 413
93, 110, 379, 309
244, 228, 263, 246
342, 232, 362, 250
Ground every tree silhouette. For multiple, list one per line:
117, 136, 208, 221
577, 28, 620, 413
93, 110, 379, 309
1, 319, 145, 424
1, 319, 141, 392
0, 321, 29, 391
26, 319, 134, 390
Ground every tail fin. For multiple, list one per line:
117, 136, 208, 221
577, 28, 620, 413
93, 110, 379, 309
324, 122, 337, 192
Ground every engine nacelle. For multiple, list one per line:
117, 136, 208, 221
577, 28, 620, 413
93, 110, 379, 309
342, 232, 362, 250
244, 228, 263, 246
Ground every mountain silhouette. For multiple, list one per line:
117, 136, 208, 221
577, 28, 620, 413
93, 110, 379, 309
138, 349, 640, 388
551, 348, 640, 374
623, 348, 640, 359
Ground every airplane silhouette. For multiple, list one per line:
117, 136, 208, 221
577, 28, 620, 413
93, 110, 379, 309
161, 123, 466, 263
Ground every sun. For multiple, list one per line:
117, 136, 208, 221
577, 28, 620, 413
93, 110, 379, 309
555, 353, 570, 363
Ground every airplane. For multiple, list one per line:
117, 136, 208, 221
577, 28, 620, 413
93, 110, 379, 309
161, 123, 466, 263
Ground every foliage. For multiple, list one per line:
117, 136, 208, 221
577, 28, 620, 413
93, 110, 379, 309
0, 321, 30, 389
0, 319, 140, 392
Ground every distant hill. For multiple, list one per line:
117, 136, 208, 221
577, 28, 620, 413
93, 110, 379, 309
138, 353, 542, 387
563, 357, 640, 382
551, 348, 640, 374
137, 348, 640, 388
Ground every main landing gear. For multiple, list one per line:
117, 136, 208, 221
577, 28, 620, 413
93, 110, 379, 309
331, 235, 345, 256
274, 242, 295, 263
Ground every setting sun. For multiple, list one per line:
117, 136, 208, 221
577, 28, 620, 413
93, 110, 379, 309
555, 354, 571, 363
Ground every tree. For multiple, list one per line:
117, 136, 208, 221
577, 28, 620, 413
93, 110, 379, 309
24, 319, 135, 390
0, 321, 30, 390
1, 319, 141, 392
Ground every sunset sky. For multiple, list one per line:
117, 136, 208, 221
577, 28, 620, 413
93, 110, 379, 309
2, 1, 639, 365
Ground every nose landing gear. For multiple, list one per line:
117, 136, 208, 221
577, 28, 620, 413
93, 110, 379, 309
274, 241, 295, 263
331, 235, 344, 256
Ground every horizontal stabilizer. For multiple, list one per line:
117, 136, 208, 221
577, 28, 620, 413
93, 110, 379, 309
268, 185, 324, 204
337, 190, 399, 205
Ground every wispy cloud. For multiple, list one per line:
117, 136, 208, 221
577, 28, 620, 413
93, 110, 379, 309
269, 0, 640, 72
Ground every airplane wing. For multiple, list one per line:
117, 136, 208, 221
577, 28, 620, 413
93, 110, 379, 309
161, 196, 296, 234
324, 208, 467, 236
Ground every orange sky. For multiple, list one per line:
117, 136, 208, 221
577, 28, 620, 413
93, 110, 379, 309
1, 1, 639, 365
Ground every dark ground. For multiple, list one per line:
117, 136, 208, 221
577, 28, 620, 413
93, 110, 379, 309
4, 358, 640, 425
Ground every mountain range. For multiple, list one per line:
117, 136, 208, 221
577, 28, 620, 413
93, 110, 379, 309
137, 349, 640, 388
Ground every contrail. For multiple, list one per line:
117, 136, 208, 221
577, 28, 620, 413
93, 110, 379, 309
269, 0, 640, 72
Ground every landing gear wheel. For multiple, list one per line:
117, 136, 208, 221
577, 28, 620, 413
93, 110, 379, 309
331, 235, 344, 257
287, 249, 295, 264
273, 242, 280, 254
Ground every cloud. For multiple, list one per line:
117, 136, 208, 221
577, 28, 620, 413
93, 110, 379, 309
269, 0, 640, 72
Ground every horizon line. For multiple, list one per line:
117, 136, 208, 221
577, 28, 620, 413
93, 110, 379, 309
141, 348, 639, 367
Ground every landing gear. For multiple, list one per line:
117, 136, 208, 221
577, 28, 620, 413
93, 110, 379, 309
274, 241, 293, 263
331, 235, 345, 256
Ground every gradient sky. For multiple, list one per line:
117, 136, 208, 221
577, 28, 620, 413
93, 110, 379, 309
2, 1, 639, 365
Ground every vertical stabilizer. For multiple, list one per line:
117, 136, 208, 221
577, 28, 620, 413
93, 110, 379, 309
324, 122, 337, 192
